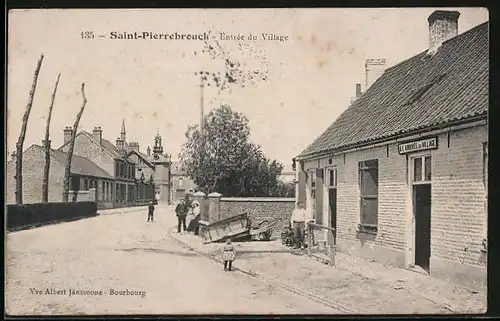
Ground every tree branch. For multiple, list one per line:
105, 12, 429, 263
42, 73, 61, 203
15, 54, 44, 204
62, 83, 87, 202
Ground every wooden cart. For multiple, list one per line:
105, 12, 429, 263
198, 213, 279, 244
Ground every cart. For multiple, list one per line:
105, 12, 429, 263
198, 212, 280, 244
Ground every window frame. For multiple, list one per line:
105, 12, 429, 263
326, 167, 337, 188
358, 159, 379, 233
412, 155, 432, 185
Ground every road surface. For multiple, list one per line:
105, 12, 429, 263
5, 205, 339, 315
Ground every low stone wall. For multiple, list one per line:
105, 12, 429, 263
217, 197, 295, 234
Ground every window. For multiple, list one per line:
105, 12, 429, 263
359, 159, 379, 233
412, 156, 431, 183
308, 170, 317, 216
84, 178, 88, 190
328, 168, 337, 188
101, 181, 105, 199
178, 177, 184, 188
310, 171, 317, 188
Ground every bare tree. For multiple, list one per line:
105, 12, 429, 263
42, 73, 61, 203
15, 54, 44, 204
62, 83, 87, 203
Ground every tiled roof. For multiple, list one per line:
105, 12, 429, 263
298, 21, 488, 159
32, 145, 112, 179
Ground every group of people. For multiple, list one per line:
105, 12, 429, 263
175, 196, 201, 234
145, 196, 200, 234
146, 197, 308, 272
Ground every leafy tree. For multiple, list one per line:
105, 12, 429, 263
180, 105, 284, 197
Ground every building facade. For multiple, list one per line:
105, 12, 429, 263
6, 143, 114, 205
170, 161, 197, 203
294, 12, 488, 289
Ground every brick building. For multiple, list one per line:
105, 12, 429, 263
6, 120, 166, 207
6, 144, 113, 205
294, 11, 488, 289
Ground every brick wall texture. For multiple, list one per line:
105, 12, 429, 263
301, 124, 487, 277
59, 133, 115, 177
6, 145, 66, 204
219, 198, 295, 235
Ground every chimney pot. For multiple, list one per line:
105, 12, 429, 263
63, 126, 73, 145
92, 126, 103, 145
427, 10, 460, 55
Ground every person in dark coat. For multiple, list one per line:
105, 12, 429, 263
147, 201, 155, 222
175, 199, 188, 233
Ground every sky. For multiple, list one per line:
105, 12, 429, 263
7, 8, 488, 169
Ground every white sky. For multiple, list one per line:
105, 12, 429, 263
7, 8, 488, 167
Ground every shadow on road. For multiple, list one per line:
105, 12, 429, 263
116, 247, 199, 257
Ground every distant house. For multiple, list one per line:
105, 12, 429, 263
294, 11, 488, 289
279, 164, 295, 183
170, 161, 197, 203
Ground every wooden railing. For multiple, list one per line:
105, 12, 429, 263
306, 222, 336, 265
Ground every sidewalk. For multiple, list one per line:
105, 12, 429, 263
97, 203, 166, 216
170, 228, 486, 314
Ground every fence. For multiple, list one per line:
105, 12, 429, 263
306, 222, 336, 265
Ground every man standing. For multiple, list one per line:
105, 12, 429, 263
175, 199, 188, 233
290, 201, 307, 249
147, 201, 155, 222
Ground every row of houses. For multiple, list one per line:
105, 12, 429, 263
6, 120, 196, 207
294, 11, 488, 288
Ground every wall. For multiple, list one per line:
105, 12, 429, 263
299, 123, 488, 289
430, 125, 487, 289
305, 142, 408, 267
7, 201, 98, 231
59, 133, 115, 177
6, 145, 66, 204
218, 197, 295, 234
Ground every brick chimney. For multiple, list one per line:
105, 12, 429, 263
116, 137, 124, 151
129, 142, 140, 153
356, 83, 362, 98
63, 126, 73, 145
92, 127, 102, 145
427, 10, 460, 55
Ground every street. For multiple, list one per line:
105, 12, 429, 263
5, 205, 339, 315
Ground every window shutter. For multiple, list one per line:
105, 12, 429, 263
298, 170, 306, 205
316, 168, 324, 225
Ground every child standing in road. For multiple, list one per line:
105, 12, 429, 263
147, 201, 155, 222
222, 238, 235, 271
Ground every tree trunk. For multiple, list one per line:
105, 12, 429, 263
62, 83, 87, 203
42, 73, 61, 203
15, 54, 44, 204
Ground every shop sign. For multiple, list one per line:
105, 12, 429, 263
398, 137, 437, 154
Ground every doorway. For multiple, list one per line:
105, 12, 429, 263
413, 184, 431, 272
329, 188, 337, 236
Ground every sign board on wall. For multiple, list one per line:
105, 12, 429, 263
398, 137, 438, 155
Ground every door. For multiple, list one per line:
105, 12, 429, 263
329, 188, 337, 237
414, 184, 431, 272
